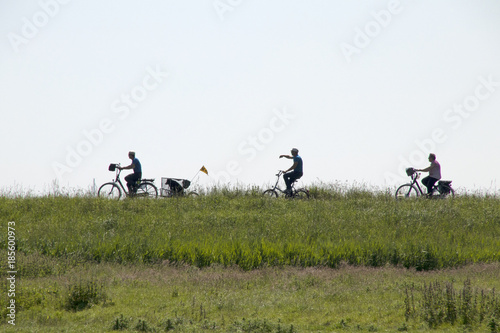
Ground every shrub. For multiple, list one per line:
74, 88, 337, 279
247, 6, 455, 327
64, 279, 107, 311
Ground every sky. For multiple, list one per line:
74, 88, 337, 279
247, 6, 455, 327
1, 0, 500, 195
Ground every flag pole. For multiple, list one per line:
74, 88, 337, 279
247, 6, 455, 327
190, 170, 201, 183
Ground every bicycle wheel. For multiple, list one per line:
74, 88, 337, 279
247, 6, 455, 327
395, 184, 419, 199
186, 191, 199, 197
262, 189, 278, 198
293, 189, 310, 199
98, 183, 121, 199
136, 182, 158, 198
436, 184, 455, 198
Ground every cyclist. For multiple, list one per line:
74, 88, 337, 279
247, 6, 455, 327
118, 151, 142, 194
416, 153, 441, 196
279, 148, 303, 194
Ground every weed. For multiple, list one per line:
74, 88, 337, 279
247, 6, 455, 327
64, 279, 107, 311
160, 317, 185, 331
111, 314, 130, 330
404, 278, 500, 329
134, 319, 152, 332
489, 317, 498, 333
229, 318, 295, 332
161, 318, 175, 331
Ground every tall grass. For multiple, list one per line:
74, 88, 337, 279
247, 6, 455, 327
1, 187, 500, 271
405, 278, 500, 329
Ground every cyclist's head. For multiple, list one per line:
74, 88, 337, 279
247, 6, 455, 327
428, 153, 436, 161
128, 151, 136, 158
291, 148, 299, 155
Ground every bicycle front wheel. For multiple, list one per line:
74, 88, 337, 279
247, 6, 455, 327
98, 183, 121, 199
395, 184, 419, 199
136, 182, 158, 198
262, 189, 278, 198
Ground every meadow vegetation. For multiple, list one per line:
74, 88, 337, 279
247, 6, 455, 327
1, 185, 500, 332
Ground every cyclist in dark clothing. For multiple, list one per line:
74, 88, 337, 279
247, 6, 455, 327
118, 151, 142, 194
279, 148, 303, 193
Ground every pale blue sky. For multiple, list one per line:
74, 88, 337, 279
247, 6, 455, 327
1, 0, 500, 194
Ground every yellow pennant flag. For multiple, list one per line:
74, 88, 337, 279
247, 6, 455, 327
200, 166, 208, 175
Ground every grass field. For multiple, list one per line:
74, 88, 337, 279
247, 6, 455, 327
1, 187, 500, 332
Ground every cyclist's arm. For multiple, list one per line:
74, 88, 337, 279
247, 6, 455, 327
285, 161, 298, 173
417, 166, 431, 172
279, 155, 292, 159
119, 163, 135, 170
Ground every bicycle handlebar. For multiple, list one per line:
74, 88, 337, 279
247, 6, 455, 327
405, 167, 421, 180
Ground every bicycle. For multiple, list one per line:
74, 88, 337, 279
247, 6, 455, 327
160, 177, 199, 197
98, 163, 158, 199
263, 170, 309, 198
395, 167, 454, 199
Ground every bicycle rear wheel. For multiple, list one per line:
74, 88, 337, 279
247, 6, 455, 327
436, 184, 455, 198
262, 189, 278, 198
293, 189, 310, 199
98, 183, 121, 199
395, 184, 419, 199
136, 182, 158, 198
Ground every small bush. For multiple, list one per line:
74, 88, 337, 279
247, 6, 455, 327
64, 279, 107, 311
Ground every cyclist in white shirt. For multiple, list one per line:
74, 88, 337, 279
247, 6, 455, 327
416, 153, 441, 196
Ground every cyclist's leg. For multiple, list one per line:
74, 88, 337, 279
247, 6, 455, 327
284, 171, 302, 192
125, 173, 141, 193
422, 176, 438, 195
291, 172, 303, 191
283, 172, 292, 191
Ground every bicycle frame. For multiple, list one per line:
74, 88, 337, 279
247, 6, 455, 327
269, 171, 294, 194
269, 170, 304, 196
408, 172, 425, 195
109, 167, 129, 195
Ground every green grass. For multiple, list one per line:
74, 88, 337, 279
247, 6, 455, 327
2, 191, 500, 270
1, 188, 500, 331
2, 259, 500, 332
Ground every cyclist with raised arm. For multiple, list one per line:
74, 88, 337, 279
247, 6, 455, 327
118, 151, 142, 194
416, 153, 441, 196
279, 148, 303, 194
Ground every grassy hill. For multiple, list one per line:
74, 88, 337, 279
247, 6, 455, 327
3, 189, 500, 270
1, 189, 500, 332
